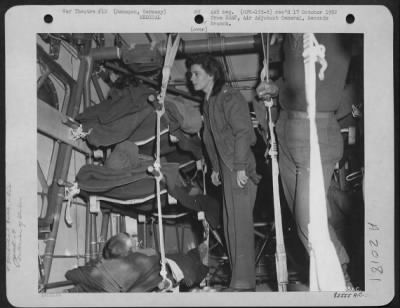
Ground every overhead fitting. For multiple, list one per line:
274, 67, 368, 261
119, 34, 281, 73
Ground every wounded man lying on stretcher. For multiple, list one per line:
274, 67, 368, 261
65, 232, 209, 292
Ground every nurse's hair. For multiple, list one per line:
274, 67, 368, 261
186, 54, 226, 95
102, 232, 133, 259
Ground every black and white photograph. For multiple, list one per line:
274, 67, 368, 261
4, 4, 396, 307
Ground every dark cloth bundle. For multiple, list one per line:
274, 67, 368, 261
138, 133, 178, 158
169, 182, 220, 229
127, 111, 170, 145
76, 161, 220, 228
76, 160, 179, 197
78, 105, 155, 148
75, 84, 157, 147
78, 106, 154, 148
138, 130, 203, 161
75, 84, 203, 161
65, 248, 209, 292
166, 248, 210, 288
76, 84, 157, 125
166, 96, 202, 135
168, 130, 203, 161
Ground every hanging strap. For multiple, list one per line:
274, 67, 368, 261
302, 33, 346, 291
59, 180, 80, 226
259, 33, 288, 292
148, 34, 181, 292
260, 34, 270, 83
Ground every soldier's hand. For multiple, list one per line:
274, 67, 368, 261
211, 170, 221, 186
236, 170, 248, 188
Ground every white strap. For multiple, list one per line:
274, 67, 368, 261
165, 258, 185, 284
259, 33, 288, 292
260, 33, 270, 82
303, 33, 346, 291
63, 182, 80, 226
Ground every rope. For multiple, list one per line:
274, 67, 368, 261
148, 33, 181, 292
259, 33, 288, 292
73, 150, 81, 265
70, 125, 92, 141
302, 33, 346, 291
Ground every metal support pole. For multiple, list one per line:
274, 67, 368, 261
91, 73, 105, 102
102, 62, 203, 103
152, 218, 159, 252
119, 215, 126, 233
114, 214, 121, 234
255, 225, 273, 266
98, 211, 110, 257
37, 63, 51, 89
83, 56, 93, 109
85, 205, 91, 263
90, 213, 98, 261
176, 225, 181, 254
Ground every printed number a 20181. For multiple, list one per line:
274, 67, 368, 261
368, 222, 383, 281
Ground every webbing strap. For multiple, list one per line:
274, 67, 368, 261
63, 182, 80, 226
260, 33, 270, 83
303, 33, 346, 291
259, 33, 288, 292
151, 34, 181, 292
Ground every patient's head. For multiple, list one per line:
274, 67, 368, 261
102, 232, 135, 259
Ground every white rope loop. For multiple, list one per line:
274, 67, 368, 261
302, 34, 328, 80
70, 125, 92, 141
151, 33, 181, 292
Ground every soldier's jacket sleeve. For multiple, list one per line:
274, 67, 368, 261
223, 91, 256, 171
202, 116, 220, 173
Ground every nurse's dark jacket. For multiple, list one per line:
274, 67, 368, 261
203, 85, 257, 176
